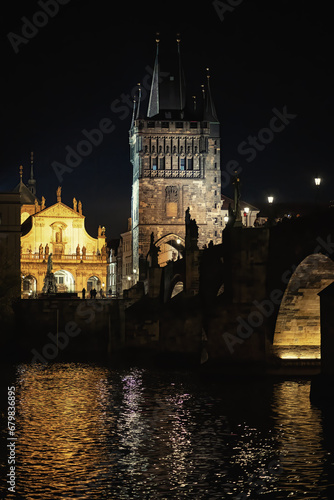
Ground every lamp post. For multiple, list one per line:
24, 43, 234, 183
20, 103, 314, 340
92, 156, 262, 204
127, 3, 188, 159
244, 206, 249, 226
267, 196, 274, 225
314, 177, 321, 205
176, 239, 181, 259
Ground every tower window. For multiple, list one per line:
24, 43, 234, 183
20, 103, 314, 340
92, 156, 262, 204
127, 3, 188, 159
180, 158, 186, 171
162, 122, 169, 128
187, 158, 193, 170
152, 157, 157, 170
176, 122, 183, 129
190, 122, 198, 129
159, 157, 165, 170
214, 177, 217, 183
214, 162, 217, 169
147, 122, 155, 128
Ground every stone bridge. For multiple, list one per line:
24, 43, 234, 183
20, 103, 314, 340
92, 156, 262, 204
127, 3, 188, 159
160, 208, 334, 368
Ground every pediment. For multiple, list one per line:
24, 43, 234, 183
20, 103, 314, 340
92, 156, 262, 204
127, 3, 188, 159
34, 202, 83, 218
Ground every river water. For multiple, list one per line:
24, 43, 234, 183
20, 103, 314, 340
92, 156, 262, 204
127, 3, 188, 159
1, 363, 333, 499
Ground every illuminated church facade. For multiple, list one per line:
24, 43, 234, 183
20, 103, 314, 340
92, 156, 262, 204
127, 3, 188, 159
129, 37, 223, 272
15, 163, 107, 297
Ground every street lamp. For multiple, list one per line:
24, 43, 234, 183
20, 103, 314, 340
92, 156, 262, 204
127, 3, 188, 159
314, 177, 321, 205
267, 196, 274, 225
224, 215, 229, 225
244, 206, 249, 226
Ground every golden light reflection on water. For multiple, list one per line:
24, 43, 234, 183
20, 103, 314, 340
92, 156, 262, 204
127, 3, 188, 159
15, 363, 114, 499
3, 364, 333, 499
272, 380, 329, 498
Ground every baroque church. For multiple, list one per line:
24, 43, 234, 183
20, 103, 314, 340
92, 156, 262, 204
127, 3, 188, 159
129, 36, 223, 272
14, 157, 107, 297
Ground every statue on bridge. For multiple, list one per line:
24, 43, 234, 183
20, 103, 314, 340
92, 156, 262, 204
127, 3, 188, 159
147, 232, 160, 268
185, 207, 199, 250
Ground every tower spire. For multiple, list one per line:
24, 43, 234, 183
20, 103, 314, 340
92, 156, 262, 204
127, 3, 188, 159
135, 83, 142, 119
130, 97, 137, 130
147, 34, 160, 118
203, 68, 219, 122
27, 151, 37, 196
176, 34, 185, 113
30, 151, 34, 180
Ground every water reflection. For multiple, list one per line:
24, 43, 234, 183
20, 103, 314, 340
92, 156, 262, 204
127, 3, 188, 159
0, 364, 334, 499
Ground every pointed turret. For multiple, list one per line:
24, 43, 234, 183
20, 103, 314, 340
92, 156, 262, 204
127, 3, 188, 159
147, 34, 160, 118
135, 83, 142, 120
176, 34, 186, 113
27, 151, 37, 196
203, 68, 219, 123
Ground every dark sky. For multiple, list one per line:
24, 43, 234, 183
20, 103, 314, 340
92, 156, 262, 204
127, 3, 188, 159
1, 0, 333, 237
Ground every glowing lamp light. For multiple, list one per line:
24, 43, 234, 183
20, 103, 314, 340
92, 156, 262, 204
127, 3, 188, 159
176, 239, 181, 245
224, 215, 229, 223
133, 269, 137, 274
268, 196, 274, 204
127, 276, 131, 281
244, 207, 250, 214
314, 177, 321, 186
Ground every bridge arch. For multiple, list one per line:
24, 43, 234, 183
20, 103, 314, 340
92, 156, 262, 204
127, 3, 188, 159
273, 253, 334, 359
155, 233, 185, 267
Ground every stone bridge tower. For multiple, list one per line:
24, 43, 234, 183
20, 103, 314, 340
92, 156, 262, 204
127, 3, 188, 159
129, 36, 222, 271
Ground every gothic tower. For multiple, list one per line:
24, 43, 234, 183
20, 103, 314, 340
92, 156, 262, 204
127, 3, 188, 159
129, 36, 222, 270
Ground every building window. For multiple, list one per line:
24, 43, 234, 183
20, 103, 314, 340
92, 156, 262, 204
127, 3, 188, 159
190, 122, 198, 129
148, 121, 155, 128
162, 122, 169, 128
176, 122, 183, 129
187, 158, 193, 170
214, 162, 217, 169
214, 231, 217, 237
214, 177, 217, 183
214, 218, 218, 224
152, 157, 157, 170
159, 157, 165, 170
180, 158, 185, 170
214, 148, 217, 155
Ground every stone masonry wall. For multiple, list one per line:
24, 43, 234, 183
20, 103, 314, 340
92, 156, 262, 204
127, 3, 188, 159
273, 253, 334, 359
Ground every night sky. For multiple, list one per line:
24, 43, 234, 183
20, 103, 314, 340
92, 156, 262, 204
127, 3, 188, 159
1, 0, 333, 237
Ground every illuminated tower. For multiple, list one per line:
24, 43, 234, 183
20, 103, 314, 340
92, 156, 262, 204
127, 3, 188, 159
129, 35, 222, 271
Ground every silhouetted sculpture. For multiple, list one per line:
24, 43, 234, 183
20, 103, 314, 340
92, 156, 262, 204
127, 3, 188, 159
185, 207, 199, 250
42, 253, 57, 294
147, 232, 160, 267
